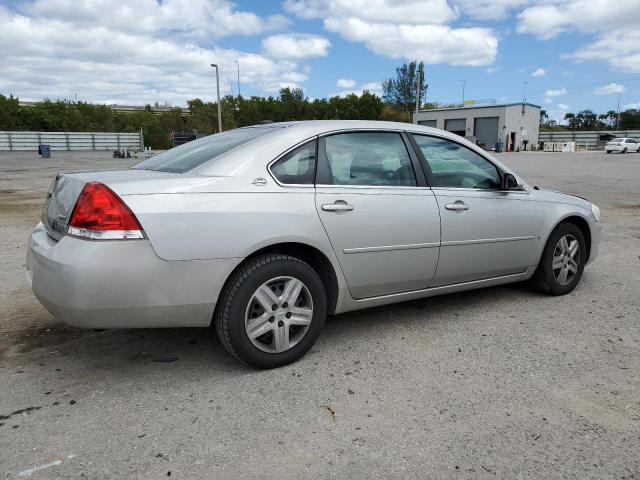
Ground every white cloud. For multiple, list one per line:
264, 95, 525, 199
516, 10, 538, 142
544, 88, 567, 97
325, 18, 497, 66
24, 0, 290, 39
285, 0, 457, 25
516, 0, 640, 73
570, 30, 640, 73
337, 78, 356, 88
517, 0, 640, 39
624, 102, 640, 110
285, 0, 498, 66
557, 103, 570, 111
594, 83, 626, 95
262, 33, 331, 59
531, 67, 546, 77
0, 2, 310, 103
453, 0, 530, 21
333, 81, 383, 97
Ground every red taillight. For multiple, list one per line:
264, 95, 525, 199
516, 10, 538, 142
68, 182, 145, 240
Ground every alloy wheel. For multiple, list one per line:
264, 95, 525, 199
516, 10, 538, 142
244, 276, 313, 353
552, 234, 580, 286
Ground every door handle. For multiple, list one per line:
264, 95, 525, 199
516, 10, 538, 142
445, 201, 469, 211
321, 203, 354, 212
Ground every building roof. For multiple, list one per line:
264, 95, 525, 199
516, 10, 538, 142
418, 102, 541, 113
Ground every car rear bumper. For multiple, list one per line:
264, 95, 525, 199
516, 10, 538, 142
26, 222, 240, 328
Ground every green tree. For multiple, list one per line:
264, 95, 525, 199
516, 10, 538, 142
382, 61, 426, 113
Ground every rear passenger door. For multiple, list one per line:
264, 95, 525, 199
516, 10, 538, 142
315, 131, 441, 299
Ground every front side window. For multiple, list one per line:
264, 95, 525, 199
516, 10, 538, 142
323, 132, 417, 187
411, 134, 501, 189
270, 140, 316, 185
133, 126, 281, 173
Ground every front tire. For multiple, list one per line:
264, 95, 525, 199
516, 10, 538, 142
214, 254, 327, 368
529, 222, 586, 295
622, 147, 627, 154
606, 150, 611, 154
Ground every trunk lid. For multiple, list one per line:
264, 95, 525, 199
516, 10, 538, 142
41, 169, 181, 240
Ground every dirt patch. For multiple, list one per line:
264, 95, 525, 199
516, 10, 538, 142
0, 189, 44, 216
615, 203, 640, 210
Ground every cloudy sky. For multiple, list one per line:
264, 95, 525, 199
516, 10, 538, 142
1, 0, 640, 121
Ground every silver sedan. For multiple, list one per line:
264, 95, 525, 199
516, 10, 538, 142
27, 121, 601, 368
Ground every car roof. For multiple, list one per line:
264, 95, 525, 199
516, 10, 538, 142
239, 119, 447, 137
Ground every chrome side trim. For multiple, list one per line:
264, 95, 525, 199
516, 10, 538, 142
441, 235, 536, 247
343, 242, 440, 254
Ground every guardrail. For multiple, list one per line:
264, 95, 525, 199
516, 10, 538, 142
0, 131, 144, 151
539, 130, 640, 150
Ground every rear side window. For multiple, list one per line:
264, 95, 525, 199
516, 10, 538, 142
323, 132, 417, 187
270, 140, 317, 185
133, 127, 280, 173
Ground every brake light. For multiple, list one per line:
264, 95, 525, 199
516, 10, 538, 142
67, 182, 145, 240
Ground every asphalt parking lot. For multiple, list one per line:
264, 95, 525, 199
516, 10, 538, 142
1, 149, 639, 479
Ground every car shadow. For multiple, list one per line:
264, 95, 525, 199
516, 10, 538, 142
4, 282, 538, 377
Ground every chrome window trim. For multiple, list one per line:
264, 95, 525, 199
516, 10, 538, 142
430, 186, 529, 195
266, 136, 318, 188
315, 184, 430, 191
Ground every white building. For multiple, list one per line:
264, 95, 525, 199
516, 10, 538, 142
413, 103, 541, 151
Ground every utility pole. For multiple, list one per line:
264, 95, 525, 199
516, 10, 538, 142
210, 64, 222, 133
616, 92, 621, 131
414, 69, 421, 124
235, 60, 240, 97
523, 81, 528, 103
460, 79, 465, 105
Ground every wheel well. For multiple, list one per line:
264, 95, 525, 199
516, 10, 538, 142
239, 243, 340, 315
561, 216, 591, 262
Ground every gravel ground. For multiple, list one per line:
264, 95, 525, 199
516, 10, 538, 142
0, 149, 638, 479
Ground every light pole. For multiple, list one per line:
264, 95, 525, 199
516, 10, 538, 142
616, 92, 621, 131
235, 60, 240, 97
211, 63, 222, 133
459, 79, 465, 105
414, 69, 421, 124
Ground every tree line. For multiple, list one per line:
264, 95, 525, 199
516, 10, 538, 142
0, 90, 398, 149
0, 61, 436, 149
540, 108, 640, 131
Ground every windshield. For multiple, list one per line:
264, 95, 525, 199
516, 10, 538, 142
133, 126, 282, 173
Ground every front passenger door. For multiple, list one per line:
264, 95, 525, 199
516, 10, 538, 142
411, 134, 541, 286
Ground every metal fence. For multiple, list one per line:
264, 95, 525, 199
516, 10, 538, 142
0, 131, 144, 151
539, 130, 640, 150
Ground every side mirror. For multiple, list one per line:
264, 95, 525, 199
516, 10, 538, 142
501, 173, 521, 190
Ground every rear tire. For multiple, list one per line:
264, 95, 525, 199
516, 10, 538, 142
214, 254, 327, 369
622, 148, 627, 154
529, 222, 586, 295
606, 150, 611, 154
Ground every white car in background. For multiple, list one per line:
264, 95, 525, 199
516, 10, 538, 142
605, 137, 640, 154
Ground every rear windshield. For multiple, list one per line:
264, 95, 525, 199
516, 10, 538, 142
133, 126, 281, 173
